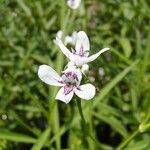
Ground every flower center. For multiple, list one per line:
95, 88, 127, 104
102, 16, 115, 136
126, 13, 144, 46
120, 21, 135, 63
62, 71, 78, 86
61, 71, 79, 95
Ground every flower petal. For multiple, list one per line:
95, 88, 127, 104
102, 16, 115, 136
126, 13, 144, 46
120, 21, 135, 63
72, 31, 78, 42
81, 64, 89, 75
56, 30, 63, 39
64, 31, 77, 45
75, 84, 96, 100
56, 87, 74, 104
75, 31, 90, 56
86, 48, 110, 63
64, 36, 73, 45
69, 54, 87, 66
54, 37, 73, 59
74, 68, 82, 85
67, 0, 81, 9
38, 65, 63, 86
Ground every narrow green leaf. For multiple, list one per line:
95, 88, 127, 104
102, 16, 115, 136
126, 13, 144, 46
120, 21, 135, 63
0, 129, 36, 143
94, 112, 128, 137
31, 128, 50, 150
10, 110, 40, 136
0, 61, 13, 67
96, 102, 123, 118
119, 37, 132, 58
45, 16, 57, 30
93, 60, 139, 107
124, 140, 150, 150
16, 0, 31, 16
116, 130, 139, 150
142, 28, 150, 73
112, 48, 131, 65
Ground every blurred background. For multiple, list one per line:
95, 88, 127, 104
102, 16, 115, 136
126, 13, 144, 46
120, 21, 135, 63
0, 0, 150, 149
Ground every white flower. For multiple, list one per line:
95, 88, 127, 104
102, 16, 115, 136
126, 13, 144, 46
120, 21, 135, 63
67, 0, 81, 9
81, 64, 89, 75
56, 30, 63, 39
54, 31, 110, 67
38, 65, 95, 104
56, 30, 77, 46
64, 31, 77, 45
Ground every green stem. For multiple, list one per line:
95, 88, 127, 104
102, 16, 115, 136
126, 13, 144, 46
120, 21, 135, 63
76, 99, 88, 147
144, 123, 150, 131
142, 109, 150, 125
76, 100, 86, 124
139, 122, 150, 132
116, 130, 139, 150
76, 99, 110, 149
117, 118, 150, 150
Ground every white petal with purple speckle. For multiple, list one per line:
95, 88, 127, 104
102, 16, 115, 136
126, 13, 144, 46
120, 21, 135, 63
67, 0, 81, 9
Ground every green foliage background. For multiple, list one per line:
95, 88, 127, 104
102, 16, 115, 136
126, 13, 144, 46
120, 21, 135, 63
0, 0, 150, 149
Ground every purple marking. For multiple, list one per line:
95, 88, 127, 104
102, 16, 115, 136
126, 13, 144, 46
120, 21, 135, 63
72, 73, 78, 80
79, 45, 84, 57
71, 0, 75, 6
65, 72, 72, 77
64, 85, 74, 95
65, 71, 78, 80
77, 87, 82, 91
58, 80, 65, 84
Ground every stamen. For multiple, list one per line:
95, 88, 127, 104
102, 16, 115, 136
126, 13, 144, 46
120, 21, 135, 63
62, 71, 79, 86
65, 71, 78, 80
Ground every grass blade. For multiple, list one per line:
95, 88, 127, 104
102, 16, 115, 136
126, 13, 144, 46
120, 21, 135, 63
0, 129, 36, 143
31, 128, 50, 150
93, 60, 139, 107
